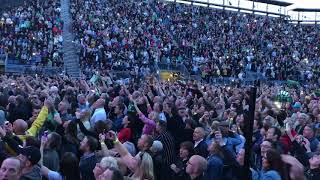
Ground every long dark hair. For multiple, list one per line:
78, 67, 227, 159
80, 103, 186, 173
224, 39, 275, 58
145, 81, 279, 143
60, 152, 80, 180
265, 149, 289, 180
65, 121, 79, 145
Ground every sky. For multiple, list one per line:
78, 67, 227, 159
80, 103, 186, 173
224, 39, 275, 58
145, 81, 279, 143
168, 0, 320, 22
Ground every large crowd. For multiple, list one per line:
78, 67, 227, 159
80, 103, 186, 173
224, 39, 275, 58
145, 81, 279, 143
0, 0, 63, 67
71, 0, 319, 82
0, 72, 319, 180
0, 0, 319, 180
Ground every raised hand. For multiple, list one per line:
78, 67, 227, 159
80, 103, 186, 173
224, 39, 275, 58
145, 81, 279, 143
105, 131, 117, 141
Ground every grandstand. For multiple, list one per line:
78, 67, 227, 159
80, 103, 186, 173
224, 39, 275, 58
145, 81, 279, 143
1, 0, 319, 84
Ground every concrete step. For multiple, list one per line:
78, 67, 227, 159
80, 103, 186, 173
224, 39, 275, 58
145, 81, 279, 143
61, 0, 80, 78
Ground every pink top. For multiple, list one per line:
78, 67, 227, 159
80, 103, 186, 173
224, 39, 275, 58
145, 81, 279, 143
138, 112, 156, 135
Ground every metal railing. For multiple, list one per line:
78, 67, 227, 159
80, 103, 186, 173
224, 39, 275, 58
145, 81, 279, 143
157, 62, 190, 77
5, 63, 63, 76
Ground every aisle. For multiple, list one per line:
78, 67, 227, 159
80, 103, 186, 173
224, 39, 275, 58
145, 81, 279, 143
61, 0, 80, 78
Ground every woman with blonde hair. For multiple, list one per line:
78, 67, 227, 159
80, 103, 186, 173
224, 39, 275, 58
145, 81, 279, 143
133, 151, 154, 180
105, 130, 155, 180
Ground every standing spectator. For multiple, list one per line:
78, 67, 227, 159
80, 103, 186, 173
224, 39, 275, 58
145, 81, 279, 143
303, 124, 320, 152
90, 99, 107, 126
193, 127, 208, 158
266, 127, 285, 153
112, 103, 125, 132
97, 167, 124, 180
79, 136, 98, 180
150, 140, 165, 180
42, 132, 61, 172
305, 153, 320, 180
105, 131, 154, 180
0, 157, 22, 180
253, 149, 288, 180
171, 141, 194, 180
155, 121, 176, 166
204, 142, 224, 180
186, 155, 208, 180
41, 151, 80, 180
93, 156, 118, 179
18, 146, 42, 180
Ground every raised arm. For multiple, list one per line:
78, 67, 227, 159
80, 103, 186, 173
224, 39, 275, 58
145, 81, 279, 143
27, 100, 50, 137
106, 131, 137, 171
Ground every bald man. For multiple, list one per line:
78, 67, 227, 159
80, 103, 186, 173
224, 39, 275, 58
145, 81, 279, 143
193, 127, 208, 158
186, 155, 208, 180
13, 119, 28, 135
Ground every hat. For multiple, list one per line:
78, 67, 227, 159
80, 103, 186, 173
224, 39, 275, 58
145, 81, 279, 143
0, 110, 6, 126
293, 102, 301, 109
20, 146, 41, 165
150, 140, 163, 153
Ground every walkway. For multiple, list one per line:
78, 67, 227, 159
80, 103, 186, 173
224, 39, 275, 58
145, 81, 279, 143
61, 0, 80, 78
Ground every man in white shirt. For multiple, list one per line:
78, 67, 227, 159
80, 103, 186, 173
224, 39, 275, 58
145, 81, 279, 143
90, 99, 107, 127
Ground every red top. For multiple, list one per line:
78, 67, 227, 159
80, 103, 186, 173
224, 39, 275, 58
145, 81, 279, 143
118, 128, 132, 143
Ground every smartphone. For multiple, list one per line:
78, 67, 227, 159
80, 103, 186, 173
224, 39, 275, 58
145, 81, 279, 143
104, 129, 109, 135
300, 136, 304, 142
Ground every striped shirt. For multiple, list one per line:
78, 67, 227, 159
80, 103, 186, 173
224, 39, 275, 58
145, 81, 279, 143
156, 131, 176, 165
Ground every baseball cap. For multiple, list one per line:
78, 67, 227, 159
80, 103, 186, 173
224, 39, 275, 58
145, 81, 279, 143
20, 146, 41, 165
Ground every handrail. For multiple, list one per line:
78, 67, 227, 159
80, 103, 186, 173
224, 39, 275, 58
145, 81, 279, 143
171, 0, 288, 17
5, 63, 63, 75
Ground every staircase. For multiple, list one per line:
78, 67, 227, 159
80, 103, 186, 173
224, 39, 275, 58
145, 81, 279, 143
61, 0, 80, 78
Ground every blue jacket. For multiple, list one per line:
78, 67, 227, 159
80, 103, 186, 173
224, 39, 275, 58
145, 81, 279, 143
252, 169, 282, 180
204, 155, 223, 180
